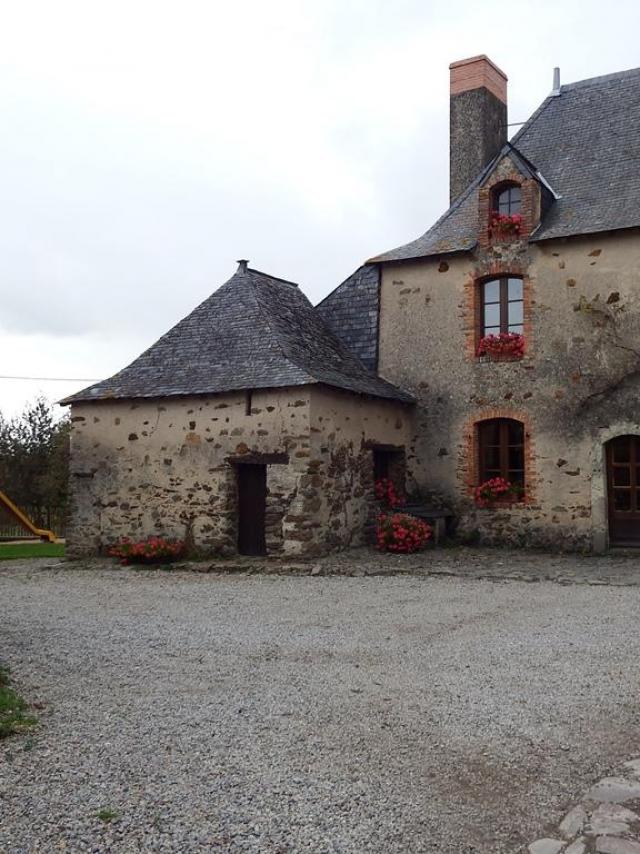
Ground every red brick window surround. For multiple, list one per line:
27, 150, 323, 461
478, 172, 540, 248
463, 265, 533, 362
460, 409, 537, 506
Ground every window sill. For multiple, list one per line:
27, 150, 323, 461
476, 354, 524, 363
488, 232, 523, 244
475, 499, 525, 509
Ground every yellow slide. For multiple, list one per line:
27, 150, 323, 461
0, 490, 57, 543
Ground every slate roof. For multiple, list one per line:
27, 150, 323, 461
62, 265, 413, 405
370, 65, 640, 263
315, 265, 380, 372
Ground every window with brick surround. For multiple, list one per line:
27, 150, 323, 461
493, 183, 521, 215
480, 277, 523, 336
478, 418, 525, 490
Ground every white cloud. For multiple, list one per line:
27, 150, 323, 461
1, 0, 639, 414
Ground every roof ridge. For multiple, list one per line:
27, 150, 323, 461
247, 266, 299, 288
248, 274, 315, 383
509, 94, 554, 148
315, 264, 368, 309
562, 66, 640, 92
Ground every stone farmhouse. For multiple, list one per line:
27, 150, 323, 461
64, 56, 640, 557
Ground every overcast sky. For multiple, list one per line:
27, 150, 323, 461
1, 0, 639, 417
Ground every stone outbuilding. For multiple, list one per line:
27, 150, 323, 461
62, 263, 413, 557
65, 56, 640, 555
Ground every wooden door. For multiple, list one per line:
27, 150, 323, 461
237, 464, 267, 556
606, 436, 640, 546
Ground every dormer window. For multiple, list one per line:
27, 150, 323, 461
489, 183, 523, 241
494, 184, 521, 215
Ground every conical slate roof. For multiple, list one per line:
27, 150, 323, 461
62, 264, 413, 405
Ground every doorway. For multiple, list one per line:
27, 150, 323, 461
373, 447, 405, 486
237, 464, 267, 555
606, 435, 640, 546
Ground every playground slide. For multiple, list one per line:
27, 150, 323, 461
0, 490, 56, 543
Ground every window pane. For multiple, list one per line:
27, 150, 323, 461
483, 280, 500, 302
507, 420, 524, 444
480, 421, 500, 444
507, 278, 523, 300
612, 440, 630, 463
509, 447, 524, 470
497, 186, 521, 214
484, 303, 500, 328
483, 446, 501, 469
614, 490, 631, 512
478, 419, 525, 493
613, 467, 631, 487
508, 324, 524, 334
508, 301, 524, 326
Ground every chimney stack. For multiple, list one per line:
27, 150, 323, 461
449, 55, 508, 202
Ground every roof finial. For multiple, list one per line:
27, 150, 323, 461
236, 259, 249, 273
551, 67, 561, 96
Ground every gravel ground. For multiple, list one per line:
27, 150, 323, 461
1, 562, 639, 853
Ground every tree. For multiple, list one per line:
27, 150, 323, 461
0, 398, 70, 528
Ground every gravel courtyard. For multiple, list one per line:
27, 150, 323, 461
1, 559, 640, 853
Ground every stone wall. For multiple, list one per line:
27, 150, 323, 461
66, 388, 313, 558
378, 226, 640, 551
66, 384, 414, 559
307, 386, 412, 552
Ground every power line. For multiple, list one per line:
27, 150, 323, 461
0, 375, 99, 383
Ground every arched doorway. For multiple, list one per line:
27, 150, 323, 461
606, 435, 640, 546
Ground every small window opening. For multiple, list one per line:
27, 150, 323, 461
480, 277, 524, 337
477, 418, 525, 492
245, 390, 253, 416
494, 184, 521, 215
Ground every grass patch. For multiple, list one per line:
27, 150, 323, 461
0, 666, 37, 739
0, 542, 65, 560
97, 808, 119, 823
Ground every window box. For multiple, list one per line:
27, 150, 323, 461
490, 212, 523, 240
477, 332, 525, 361
474, 477, 524, 508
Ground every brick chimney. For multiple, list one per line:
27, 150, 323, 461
449, 55, 507, 202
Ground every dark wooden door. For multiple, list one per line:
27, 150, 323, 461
237, 464, 267, 556
607, 436, 640, 546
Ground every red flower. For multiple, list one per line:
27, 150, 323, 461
490, 211, 522, 236
108, 536, 185, 565
477, 332, 525, 359
474, 478, 524, 508
375, 513, 432, 554
374, 478, 404, 510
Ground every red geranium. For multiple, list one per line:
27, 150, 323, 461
490, 211, 523, 237
474, 477, 523, 508
376, 513, 432, 553
108, 536, 185, 565
477, 332, 525, 359
374, 478, 404, 510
